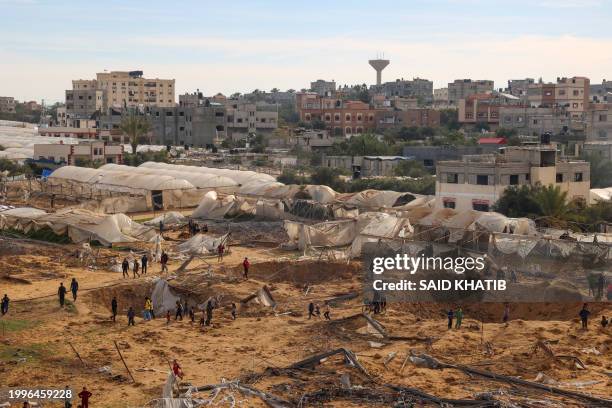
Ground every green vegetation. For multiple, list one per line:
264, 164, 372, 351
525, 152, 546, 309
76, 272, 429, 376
393, 160, 431, 178
0, 158, 35, 176
494, 184, 612, 230
0, 343, 54, 363
277, 169, 308, 185
347, 176, 435, 195
74, 158, 104, 168
0, 319, 38, 333
120, 113, 152, 154
582, 153, 612, 188
122, 150, 169, 166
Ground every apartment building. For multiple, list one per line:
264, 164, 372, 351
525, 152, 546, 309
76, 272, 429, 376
322, 155, 412, 177
527, 77, 590, 120
584, 104, 612, 141
590, 80, 612, 103
38, 127, 98, 139
370, 78, 434, 104
310, 80, 336, 96
149, 105, 226, 147
436, 143, 590, 211
224, 101, 278, 141
33, 141, 123, 165
433, 88, 449, 109
458, 92, 522, 127
498, 106, 571, 136
506, 78, 535, 98
294, 129, 341, 152
0, 96, 16, 113
71, 71, 175, 112
448, 79, 494, 105
65, 89, 104, 118
374, 108, 440, 129
296, 93, 376, 137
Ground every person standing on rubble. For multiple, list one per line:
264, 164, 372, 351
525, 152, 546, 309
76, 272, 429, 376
217, 242, 225, 262
141, 254, 148, 275
597, 274, 606, 300
70, 278, 79, 301
127, 306, 136, 326
242, 257, 250, 280
111, 296, 118, 322
122, 258, 129, 278
159, 220, 164, 238
455, 307, 463, 329
503, 303, 510, 325
1, 293, 9, 315
133, 258, 140, 279
175, 300, 184, 320
447, 308, 454, 329
58, 282, 67, 308
308, 302, 315, 319
579, 304, 590, 329
205, 300, 214, 326
144, 297, 152, 321
77, 387, 92, 408
324, 304, 331, 320
231, 302, 237, 320
161, 251, 169, 273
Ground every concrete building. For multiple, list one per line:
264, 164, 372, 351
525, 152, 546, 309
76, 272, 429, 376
38, 127, 98, 140
322, 155, 412, 177
72, 70, 175, 111
296, 93, 376, 137
403, 145, 501, 169
294, 129, 340, 152
149, 105, 226, 147
506, 78, 535, 98
458, 92, 522, 127
590, 80, 612, 103
56, 106, 67, 127
0, 96, 16, 113
527, 77, 590, 120
435, 143, 590, 211
498, 106, 572, 136
66, 89, 104, 118
448, 79, 494, 106
310, 80, 336, 96
433, 88, 449, 108
583, 141, 612, 160
375, 108, 440, 129
584, 104, 612, 141
33, 141, 123, 165
370, 78, 434, 104
224, 101, 278, 141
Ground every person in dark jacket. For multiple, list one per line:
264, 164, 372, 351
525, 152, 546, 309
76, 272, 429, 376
58, 283, 67, 307
77, 387, 92, 408
141, 254, 148, 275
447, 309, 454, 329
111, 296, 118, 322
127, 307, 136, 326
121, 258, 129, 278
1, 294, 9, 315
579, 304, 591, 329
70, 278, 79, 301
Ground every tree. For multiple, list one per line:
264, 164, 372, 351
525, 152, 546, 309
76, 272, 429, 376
277, 169, 307, 185
230, 92, 241, 99
309, 167, 345, 191
439, 109, 460, 130
311, 119, 326, 130
493, 185, 541, 218
270, 88, 279, 93
475, 122, 490, 132
496, 127, 518, 138
120, 114, 151, 154
582, 153, 612, 188
532, 185, 569, 220
393, 160, 429, 178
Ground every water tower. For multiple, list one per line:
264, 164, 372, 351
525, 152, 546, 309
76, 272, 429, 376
369, 58, 390, 85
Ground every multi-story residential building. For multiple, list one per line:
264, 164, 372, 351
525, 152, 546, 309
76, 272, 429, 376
375, 108, 440, 129
38, 126, 98, 139
527, 77, 590, 120
66, 89, 104, 118
370, 78, 433, 104
24, 101, 41, 111
433, 88, 449, 109
33, 141, 123, 165
583, 141, 612, 160
149, 105, 226, 147
296, 93, 376, 137
447, 79, 494, 105
590, 80, 612, 103
293, 129, 341, 152
403, 145, 501, 169
506, 78, 535, 98
498, 106, 572, 136
310, 80, 336, 96
584, 104, 612, 141
458, 92, 522, 127
56, 107, 67, 126
0, 96, 16, 113
436, 143, 590, 211
71, 70, 175, 112
224, 101, 278, 141
322, 155, 412, 177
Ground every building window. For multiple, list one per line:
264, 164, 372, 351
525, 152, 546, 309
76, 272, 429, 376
345, 114, 351, 121
472, 202, 490, 212
166, 111, 173, 116
443, 200, 456, 209
599, 114, 607, 122
305, 114, 311, 121
325, 114, 331, 122
345, 127, 352, 135
476, 175, 489, 185
446, 173, 458, 184
423, 159, 434, 167
334, 114, 340, 122
556, 173, 563, 182
509, 174, 519, 185
574, 172, 583, 182
525, 173, 530, 181
357, 114, 363, 121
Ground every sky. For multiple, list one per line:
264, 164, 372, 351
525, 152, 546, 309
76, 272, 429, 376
2, 0, 612, 103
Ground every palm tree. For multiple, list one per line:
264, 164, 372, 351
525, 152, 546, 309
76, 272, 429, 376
532, 185, 569, 220
120, 114, 151, 155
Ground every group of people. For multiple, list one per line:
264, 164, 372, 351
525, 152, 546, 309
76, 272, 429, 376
121, 254, 149, 279
446, 307, 464, 329
187, 219, 207, 236
308, 302, 331, 320
587, 273, 609, 301
57, 278, 79, 307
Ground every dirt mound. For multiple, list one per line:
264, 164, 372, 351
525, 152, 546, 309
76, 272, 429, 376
232, 260, 361, 285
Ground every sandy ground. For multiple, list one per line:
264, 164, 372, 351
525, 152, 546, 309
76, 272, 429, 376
0, 228, 611, 407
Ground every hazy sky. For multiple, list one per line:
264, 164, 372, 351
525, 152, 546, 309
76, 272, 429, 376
2, 0, 612, 103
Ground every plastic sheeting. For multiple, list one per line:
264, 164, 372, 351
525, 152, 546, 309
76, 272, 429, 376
176, 233, 229, 255
191, 191, 253, 219
151, 278, 181, 315
0, 208, 157, 246
144, 212, 187, 227
337, 190, 418, 208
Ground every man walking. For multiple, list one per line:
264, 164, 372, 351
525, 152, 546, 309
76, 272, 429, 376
58, 282, 67, 308
127, 307, 136, 326
70, 278, 79, 301
579, 304, 590, 330
161, 252, 169, 273
1, 294, 9, 315
455, 307, 463, 329
447, 309, 454, 329
175, 300, 183, 321
242, 257, 250, 279
205, 300, 213, 326
141, 254, 148, 275
308, 302, 315, 319
111, 296, 118, 322
217, 243, 225, 262
133, 258, 140, 279
122, 258, 129, 279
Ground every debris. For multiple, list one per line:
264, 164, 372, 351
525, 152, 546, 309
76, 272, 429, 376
369, 341, 384, 348
383, 351, 397, 369
287, 348, 370, 377
114, 340, 136, 383
339, 373, 351, 389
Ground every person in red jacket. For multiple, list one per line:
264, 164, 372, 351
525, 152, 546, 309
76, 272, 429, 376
78, 387, 92, 408
172, 359, 184, 379
242, 257, 250, 279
